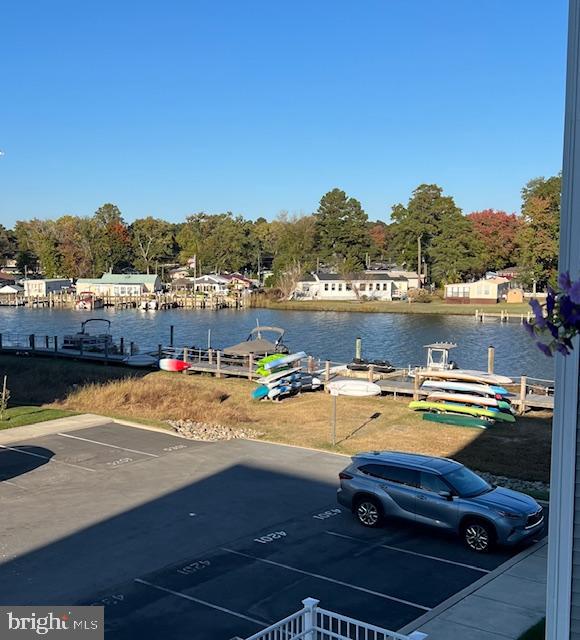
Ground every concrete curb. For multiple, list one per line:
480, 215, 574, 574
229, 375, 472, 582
398, 537, 548, 635
0, 413, 111, 444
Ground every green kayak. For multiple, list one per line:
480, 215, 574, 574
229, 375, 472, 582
409, 400, 516, 423
422, 412, 494, 429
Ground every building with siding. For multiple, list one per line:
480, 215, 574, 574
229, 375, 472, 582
23, 278, 72, 297
75, 274, 162, 296
444, 277, 510, 304
293, 272, 412, 301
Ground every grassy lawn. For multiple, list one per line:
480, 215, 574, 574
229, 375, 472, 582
54, 370, 551, 482
252, 298, 532, 316
0, 406, 76, 430
0, 353, 551, 481
517, 618, 545, 640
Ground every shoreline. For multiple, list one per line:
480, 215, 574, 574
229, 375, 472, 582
251, 298, 532, 316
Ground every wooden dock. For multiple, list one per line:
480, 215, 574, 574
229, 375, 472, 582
475, 309, 534, 324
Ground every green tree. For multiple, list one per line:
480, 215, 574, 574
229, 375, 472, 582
93, 204, 131, 273
176, 213, 254, 273
430, 216, 483, 284
131, 217, 174, 273
314, 188, 369, 268
390, 184, 465, 283
271, 213, 316, 274
14, 219, 62, 277
518, 175, 561, 289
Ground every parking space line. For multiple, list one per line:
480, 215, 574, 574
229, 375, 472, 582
325, 531, 490, 574
57, 433, 159, 458
134, 578, 270, 626
0, 479, 22, 487
0, 445, 96, 472
221, 548, 431, 612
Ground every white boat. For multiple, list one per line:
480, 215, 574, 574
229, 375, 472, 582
124, 354, 158, 368
140, 299, 158, 311
63, 318, 116, 352
327, 380, 382, 397
75, 292, 104, 310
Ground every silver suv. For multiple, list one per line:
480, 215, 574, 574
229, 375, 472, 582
337, 451, 544, 552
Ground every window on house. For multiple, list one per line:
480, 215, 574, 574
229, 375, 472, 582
338, 283, 342, 291
383, 283, 388, 291
359, 283, 366, 291
324, 284, 329, 291
331, 284, 336, 291
346, 283, 352, 290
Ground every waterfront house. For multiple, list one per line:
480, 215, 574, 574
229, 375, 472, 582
23, 278, 72, 297
293, 271, 411, 301
193, 274, 230, 294
0, 272, 16, 285
0, 283, 23, 295
75, 274, 162, 297
168, 266, 191, 280
170, 277, 195, 291
444, 277, 510, 304
223, 273, 255, 291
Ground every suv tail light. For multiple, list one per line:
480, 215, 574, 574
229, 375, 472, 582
339, 472, 353, 480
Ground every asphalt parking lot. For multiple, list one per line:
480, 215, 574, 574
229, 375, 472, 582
0, 419, 544, 640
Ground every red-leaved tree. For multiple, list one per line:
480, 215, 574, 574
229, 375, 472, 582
467, 209, 522, 272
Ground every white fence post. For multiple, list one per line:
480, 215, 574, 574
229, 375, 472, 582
302, 597, 319, 640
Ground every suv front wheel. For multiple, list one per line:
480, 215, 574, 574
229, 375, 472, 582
355, 497, 382, 528
462, 519, 495, 553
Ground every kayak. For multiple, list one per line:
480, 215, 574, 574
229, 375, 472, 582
421, 379, 509, 397
159, 358, 190, 372
409, 400, 516, 423
422, 412, 494, 429
427, 392, 514, 413
263, 351, 307, 371
257, 367, 301, 385
252, 385, 270, 400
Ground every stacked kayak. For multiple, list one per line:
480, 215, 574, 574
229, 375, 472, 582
252, 352, 321, 401
410, 372, 516, 429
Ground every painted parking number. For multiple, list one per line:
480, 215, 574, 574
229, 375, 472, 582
254, 531, 287, 544
177, 560, 210, 575
90, 594, 124, 606
313, 508, 341, 520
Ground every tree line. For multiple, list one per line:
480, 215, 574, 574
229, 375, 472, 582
0, 174, 561, 289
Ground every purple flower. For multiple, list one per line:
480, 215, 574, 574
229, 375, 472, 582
559, 271, 572, 292
570, 279, 580, 305
547, 321, 559, 339
560, 295, 580, 329
537, 342, 553, 357
529, 298, 546, 328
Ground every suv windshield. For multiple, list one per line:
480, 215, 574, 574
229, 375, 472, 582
444, 467, 492, 498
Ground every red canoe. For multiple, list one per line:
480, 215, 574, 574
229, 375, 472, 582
159, 358, 191, 372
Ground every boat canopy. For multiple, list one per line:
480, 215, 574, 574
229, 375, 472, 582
223, 325, 287, 356
424, 342, 457, 371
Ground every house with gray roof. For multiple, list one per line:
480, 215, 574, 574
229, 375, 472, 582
76, 273, 162, 297
293, 271, 416, 301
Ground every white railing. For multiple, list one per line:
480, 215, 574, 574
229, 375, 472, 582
240, 598, 427, 640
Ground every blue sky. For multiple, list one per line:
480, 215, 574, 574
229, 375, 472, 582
0, 0, 568, 227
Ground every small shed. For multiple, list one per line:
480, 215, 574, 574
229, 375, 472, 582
0, 284, 23, 294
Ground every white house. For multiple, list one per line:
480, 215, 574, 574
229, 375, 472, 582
23, 278, 72, 297
0, 284, 23, 295
294, 272, 411, 301
193, 274, 230, 294
75, 274, 162, 297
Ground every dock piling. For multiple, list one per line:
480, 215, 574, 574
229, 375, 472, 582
130, 342, 134, 356
355, 337, 362, 361
120, 337, 125, 355
169, 325, 174, 348
248, 353, 254, 380
487, 345, 495, 374
216, 350, 222, 378
519, 375, 528, 415
368, 364, 375, 383
54, 336, 58, 353
413, 372, 420, 401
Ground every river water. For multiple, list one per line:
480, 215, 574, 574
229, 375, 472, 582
0, 307, 553, 380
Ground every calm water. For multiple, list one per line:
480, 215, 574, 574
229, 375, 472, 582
0, 307, 554, 380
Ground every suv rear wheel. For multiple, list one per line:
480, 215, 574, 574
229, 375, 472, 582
354, 497, 382, 528
462, 519, 495, 553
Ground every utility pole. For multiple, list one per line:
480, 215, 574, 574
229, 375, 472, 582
417, 236, 422, 287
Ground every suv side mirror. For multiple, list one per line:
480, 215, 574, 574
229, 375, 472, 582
438, 490, 453, 501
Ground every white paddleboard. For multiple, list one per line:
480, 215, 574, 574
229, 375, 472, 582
420, 369, 512, 385
427, 392, 502, 408
258, 367, 301, 385
421, 379, 506, 397
327, 380, 382, 397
